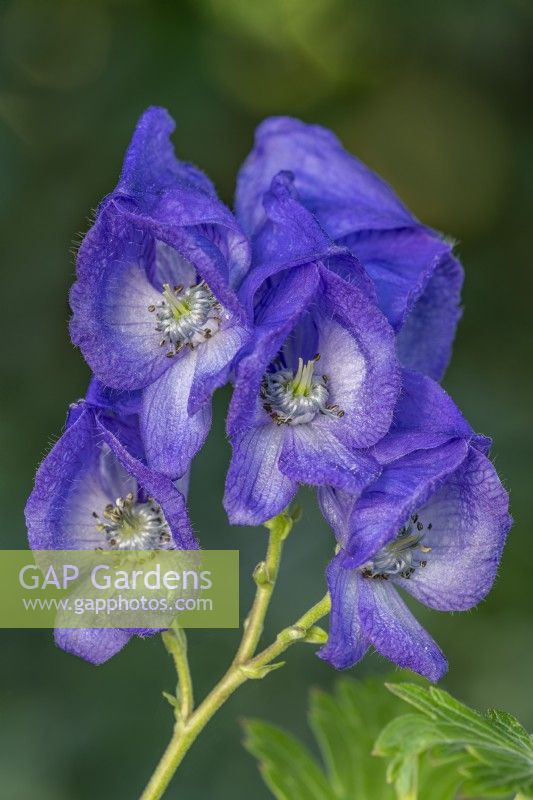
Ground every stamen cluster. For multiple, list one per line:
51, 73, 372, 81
261, 356, 344, 425
93, 493, 173, 550
360, 514, 432, 580
149, 281, 221, 358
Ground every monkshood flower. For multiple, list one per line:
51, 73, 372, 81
224, 173, 400, 525
24, 383, 197, 664
318, 370, 511, 681
236, 117, 464, 380
70, 107, 251, 478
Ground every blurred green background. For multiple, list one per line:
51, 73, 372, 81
1, 0, 532, 797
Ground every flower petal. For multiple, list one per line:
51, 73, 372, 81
115, 106, 251, 288
238, 172, 374, 320
25, 406, 110, 550
372, 369, 474, 464
24, 401, 197, 552
55, 628, 131, 665
318, 553, 369, 669
116, 106, 215, 197
358, 576, 447, 682
397, 446, 511, 611
227, 263, 321, 438
140, 221, 248, 320
189, 320, 250, 414
343, 226, 462, 335
318, 267, 400, 447
236, 116, 413, 238
342, 439, 469, 568
70, 218, 171, 390
317, 486, 360, 547
115, 108, 250, 289
249, 171, 332, 274
95, 415, 198, 550
85, 377, 142, 417
71, 108, 250, 393
140, 352, 212, 479
224, 424, 297, 525
395, 246, 464, 380
279, 423, 379, 493
148, 239, 197, 289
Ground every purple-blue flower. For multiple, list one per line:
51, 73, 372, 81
24, 382, 197, 664
236, 117, 464, 380
70, 107, 251, 478
224, 173, 400, 525
318, 370, 511, 681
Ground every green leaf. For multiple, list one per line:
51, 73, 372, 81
308, 677, 404, 799
243, 719, 337, 800
376, 682, 533, 799
243, 676, 526, 800
244, 674, 457, 800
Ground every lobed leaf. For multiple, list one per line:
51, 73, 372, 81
243, 675, 462, 800
242, 719, 337, 800
376, 682, 533, 799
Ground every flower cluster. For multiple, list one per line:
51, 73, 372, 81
26, 108, 511, 677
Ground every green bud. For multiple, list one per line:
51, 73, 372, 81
240, 661, 285, 680
303, 626, 328, 644
253, 561, 271, 586
162, 690, 178, 709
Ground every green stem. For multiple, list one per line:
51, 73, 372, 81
245, 592, 331, 671
139, 593, 330, 800
233, 509, 294, 665
161, 627, 193, 721
139, 509, 330, 800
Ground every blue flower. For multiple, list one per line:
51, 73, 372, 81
236, 117, 464, 380
224, 174, 400, 525
24, 381, 197, 664
318, 370, 511, 681
70, 107, 251, 478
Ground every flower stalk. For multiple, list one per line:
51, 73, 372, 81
234, 506, 297, 664
139, 509, 330, 800
161, 627, 194, 723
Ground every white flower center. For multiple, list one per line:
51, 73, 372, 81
93, 493, 173, 550
261, 355, 344, 425
149, 281, 221, 358
360, 514, 432, 579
